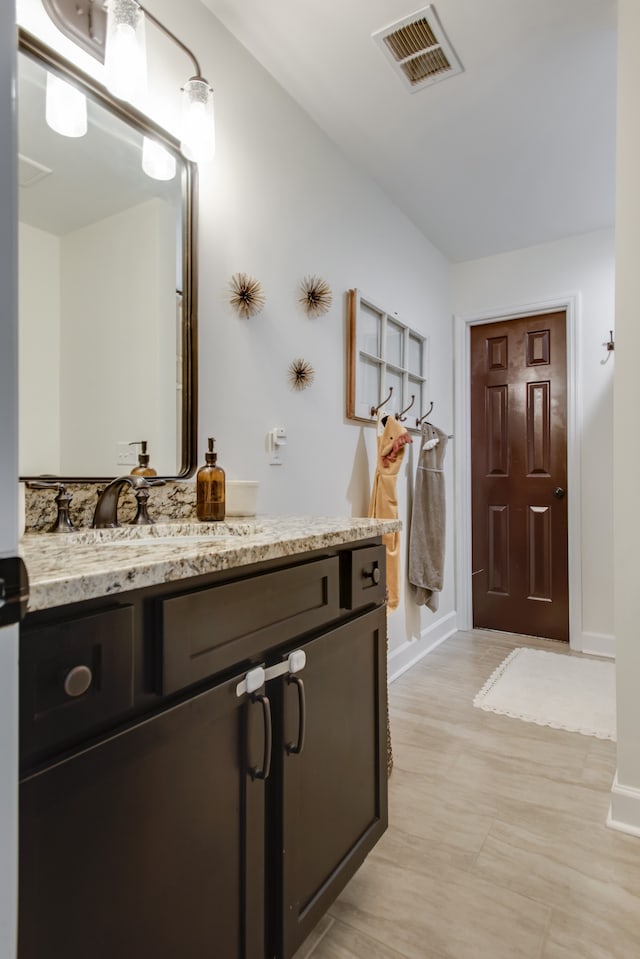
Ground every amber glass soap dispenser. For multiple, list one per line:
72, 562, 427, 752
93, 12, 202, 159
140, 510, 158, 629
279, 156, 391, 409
197, 437, 225, 521
130, 440, 157, 477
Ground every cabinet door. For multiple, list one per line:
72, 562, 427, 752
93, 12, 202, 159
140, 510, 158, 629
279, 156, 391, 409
278, 606, 388, 958
19, 674, 268, 959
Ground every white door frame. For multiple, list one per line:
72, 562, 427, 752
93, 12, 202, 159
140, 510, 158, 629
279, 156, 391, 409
453, 294, 583, 651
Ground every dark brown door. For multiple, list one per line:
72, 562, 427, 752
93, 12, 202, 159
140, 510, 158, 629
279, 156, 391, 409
471, 312, 569, 641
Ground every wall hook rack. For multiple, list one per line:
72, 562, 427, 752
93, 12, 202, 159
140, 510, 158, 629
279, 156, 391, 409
416, 401, 434, 428
371, 387, 393, 417
396, 394, 415, 421
601, 330, 615, 364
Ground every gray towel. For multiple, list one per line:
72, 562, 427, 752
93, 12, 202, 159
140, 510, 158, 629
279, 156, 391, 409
409, 423, 448, 612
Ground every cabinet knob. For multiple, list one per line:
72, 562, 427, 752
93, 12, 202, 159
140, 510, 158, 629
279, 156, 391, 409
63, 665, 93, 698
362, 565, 381, 585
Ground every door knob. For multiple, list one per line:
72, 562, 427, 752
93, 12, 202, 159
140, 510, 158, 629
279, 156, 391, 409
553, 487, 566, 499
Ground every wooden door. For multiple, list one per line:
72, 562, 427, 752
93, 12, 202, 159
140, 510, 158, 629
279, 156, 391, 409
19, 672, 267, 959
471, 312, 569, 641
276, 606, 388, 959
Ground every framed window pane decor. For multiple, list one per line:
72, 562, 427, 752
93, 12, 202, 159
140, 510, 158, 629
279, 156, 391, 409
347, 289, 428, 430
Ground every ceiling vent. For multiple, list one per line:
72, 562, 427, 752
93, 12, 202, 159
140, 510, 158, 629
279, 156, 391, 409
18, 154, 53, 189
372, 5, 463, 93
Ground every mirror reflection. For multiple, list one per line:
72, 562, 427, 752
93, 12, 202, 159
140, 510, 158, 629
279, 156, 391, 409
18, 38, 195, 479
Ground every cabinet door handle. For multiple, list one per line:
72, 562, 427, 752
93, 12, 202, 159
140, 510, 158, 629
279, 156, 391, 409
63, 665, 93, 698
250, 693, 272, 781
286, 675, 306, 756
362, 564, 381, 585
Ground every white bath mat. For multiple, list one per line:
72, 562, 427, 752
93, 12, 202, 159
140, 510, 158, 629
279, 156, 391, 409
473, 647, 616, 740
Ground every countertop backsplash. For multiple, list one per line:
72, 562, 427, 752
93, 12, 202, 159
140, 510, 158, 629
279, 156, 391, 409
25, 480, 197, 532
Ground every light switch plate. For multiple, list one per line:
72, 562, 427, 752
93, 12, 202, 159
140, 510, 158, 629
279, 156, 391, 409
116, 442, 137, 466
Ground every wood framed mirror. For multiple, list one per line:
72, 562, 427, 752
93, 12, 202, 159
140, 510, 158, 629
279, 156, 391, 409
18, 29, 198, 481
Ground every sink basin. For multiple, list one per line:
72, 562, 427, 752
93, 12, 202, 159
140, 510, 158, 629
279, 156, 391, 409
37, 521, 264, 548
95, 535, 236, 547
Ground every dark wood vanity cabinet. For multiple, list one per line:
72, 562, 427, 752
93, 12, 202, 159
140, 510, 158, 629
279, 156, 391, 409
18, 541, 388, 959
20, 673, 267, 959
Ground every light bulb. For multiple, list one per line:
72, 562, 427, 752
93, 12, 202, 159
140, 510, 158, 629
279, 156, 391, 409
142, 137, 176, 181
181, 78, 215, 164
104, 0, 147, 104
45, 72, 87, 138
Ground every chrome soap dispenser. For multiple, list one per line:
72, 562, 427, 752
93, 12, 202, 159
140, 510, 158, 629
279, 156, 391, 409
197, 437, 225, 521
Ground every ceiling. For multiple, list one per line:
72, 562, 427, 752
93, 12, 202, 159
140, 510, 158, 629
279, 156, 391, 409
200, 0, 617, 262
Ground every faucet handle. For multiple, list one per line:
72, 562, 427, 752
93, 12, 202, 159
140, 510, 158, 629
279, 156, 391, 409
26, 481, 76, 533
131, 479, 166, 526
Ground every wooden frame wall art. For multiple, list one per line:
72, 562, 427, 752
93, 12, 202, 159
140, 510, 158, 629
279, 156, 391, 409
347, 289, 427, 430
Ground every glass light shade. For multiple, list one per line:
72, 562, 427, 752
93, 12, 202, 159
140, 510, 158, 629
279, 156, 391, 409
142, 137, 176, 181
45, 72, 87, 138
180, 78, 215, 164
104, 0, 147, 103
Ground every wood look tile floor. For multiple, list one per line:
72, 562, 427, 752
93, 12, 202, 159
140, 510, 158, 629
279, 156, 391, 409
293, 629, 640, 959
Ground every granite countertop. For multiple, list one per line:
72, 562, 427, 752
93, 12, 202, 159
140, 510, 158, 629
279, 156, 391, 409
21, 516, 401, 612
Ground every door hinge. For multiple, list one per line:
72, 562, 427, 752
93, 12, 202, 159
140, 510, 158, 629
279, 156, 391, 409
0, 556, 29, 627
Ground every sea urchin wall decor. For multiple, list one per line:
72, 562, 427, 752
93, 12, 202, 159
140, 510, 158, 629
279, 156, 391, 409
288, 358, 315, 391
229, 272, 266, 319
299, 275, 333, 317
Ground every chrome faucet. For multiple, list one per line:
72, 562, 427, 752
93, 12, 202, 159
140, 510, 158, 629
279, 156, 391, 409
92, 475, 163, 529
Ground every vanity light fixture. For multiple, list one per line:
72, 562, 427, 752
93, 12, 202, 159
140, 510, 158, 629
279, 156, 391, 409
106, 0, 214, 162
104, 0, 147, 103
142, 135, 176, 181
181, 76, 215, 164
45, 72, 87, 138
42, 0, 215, 164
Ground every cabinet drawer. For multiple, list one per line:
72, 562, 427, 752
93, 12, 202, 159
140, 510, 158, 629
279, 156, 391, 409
341, 545, 386, 610
160, 556, 340, 694
20, 605, 135, 765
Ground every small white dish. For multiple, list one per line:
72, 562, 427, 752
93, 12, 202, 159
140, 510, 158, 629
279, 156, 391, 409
226, 481, 259, 517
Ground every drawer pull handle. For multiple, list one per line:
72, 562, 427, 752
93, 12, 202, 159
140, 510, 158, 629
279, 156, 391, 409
286, 675, 306, 756
63, 665, 93, 698
362, 565, 381, 585
250, 693, 272, 781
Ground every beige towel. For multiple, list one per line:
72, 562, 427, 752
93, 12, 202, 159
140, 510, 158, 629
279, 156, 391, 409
368, 413, 412, 612
409, 422, 448, 612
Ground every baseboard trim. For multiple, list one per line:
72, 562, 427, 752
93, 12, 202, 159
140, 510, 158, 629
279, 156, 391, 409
577, 631, 615, 659
388, 611, 457, 683
607, 774, 640, 836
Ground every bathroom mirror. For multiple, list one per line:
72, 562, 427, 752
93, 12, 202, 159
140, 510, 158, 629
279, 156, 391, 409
17, 30, 197, 481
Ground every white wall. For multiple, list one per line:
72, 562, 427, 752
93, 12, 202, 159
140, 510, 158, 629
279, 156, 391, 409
0, 0, 19, 955
18, 222, 61, 474
60, 198, 176, 475
18, 200, 176, 476
453, 228, 615, 653
17, 0, 457, 661
610, 0, 640, 835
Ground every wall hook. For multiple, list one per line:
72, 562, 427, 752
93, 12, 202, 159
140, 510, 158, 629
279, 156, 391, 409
396, 394, 415, 422
371, 386, 393, 417
416, 401, 434, 428
601, 330, 615, 364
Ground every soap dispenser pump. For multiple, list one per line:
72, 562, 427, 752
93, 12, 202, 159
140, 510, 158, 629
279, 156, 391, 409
130, 440, 157, 477
197, 437, 226, 522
